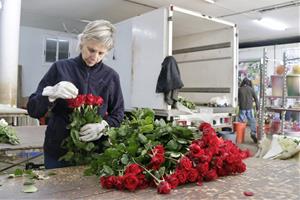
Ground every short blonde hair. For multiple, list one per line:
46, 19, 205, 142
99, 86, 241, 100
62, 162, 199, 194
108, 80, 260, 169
78, 20, 116, 51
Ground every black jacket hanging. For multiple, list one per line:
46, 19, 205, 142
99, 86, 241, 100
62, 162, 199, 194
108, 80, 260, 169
156, 56, 184, 106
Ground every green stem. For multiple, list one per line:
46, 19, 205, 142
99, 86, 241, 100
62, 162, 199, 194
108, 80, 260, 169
131, 158, 161, 185
165, 156, 179, 163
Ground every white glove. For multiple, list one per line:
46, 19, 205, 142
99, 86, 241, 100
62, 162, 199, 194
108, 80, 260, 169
79, 121, 109, 142
42, 81, 78, 102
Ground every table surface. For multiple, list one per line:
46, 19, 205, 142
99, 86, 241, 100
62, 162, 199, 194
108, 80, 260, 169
0, 126, 46, 151
0, 105, 28, 116
0, 158, 299, 200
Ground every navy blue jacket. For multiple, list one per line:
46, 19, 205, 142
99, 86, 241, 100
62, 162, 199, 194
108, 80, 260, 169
27, 55, 124, 159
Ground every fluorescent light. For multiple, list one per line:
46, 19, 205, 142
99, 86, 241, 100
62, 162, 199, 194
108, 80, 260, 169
254, 18, 287, 31
0, 1, 2, 10
80, 19, 91, 23
204, 0, 215, 4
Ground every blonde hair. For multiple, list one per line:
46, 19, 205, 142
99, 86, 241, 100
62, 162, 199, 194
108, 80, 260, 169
78, 20, 116, 51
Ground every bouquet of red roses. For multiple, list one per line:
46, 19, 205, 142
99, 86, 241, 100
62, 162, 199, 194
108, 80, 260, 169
85, 109, 250, 194
59, 94, 104, 165
99, 122, 250, 194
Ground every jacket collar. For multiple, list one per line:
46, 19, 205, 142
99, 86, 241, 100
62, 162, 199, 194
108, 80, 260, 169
75, 54, 103, 72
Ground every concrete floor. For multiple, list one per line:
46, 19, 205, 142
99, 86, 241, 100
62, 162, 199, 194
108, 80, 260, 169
1, 158, 299, 199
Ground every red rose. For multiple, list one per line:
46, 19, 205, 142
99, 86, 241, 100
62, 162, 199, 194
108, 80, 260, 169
115, 176, 124, 190
123, 173, 139, 191
175, 169, 188, 184
85, 93, 95, 105
189, 143, 204, 158
225, 155, 235, 164
217, 168, 228, 176
75, 95, 86, 107
66, 95, 85, 108
202, 127, 216, 137
187, 168, 198, 183
224, 164, 234, 174
153, 145, 165, 155
165, 174, 179, 189
204, 169, 218, 181
199, 122, 212, 131
100, 176, 116, 189
150, 154, 165, 170
100, 176, 106, 187
239, 149, 251, 159
125, 163, 143, 175
236, 162, 246, 173
199, 150, 213, 163
137, 174, 149, 189
197, 181, 203, 186
244, 191, 254, 196
215, 157, 224, 169
196, 162, 209, 175
95, 96, 104, 106
179, 156, 192, 171
157, 181, 171, 194
66, 98, 76, 108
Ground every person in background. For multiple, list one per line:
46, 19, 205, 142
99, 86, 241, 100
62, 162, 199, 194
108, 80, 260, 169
27, 20, 124, 169
238, 77, 259, 143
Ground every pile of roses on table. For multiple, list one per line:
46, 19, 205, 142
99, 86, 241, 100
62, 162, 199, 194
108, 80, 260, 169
100, 122, 250, 194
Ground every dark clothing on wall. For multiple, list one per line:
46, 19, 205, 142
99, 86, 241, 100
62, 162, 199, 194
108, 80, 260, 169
238, 85, 258, 110
156, 56, 184, 106
27, 54, 124, 159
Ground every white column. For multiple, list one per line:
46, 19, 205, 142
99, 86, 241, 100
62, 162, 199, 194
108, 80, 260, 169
0, 0, 22, 106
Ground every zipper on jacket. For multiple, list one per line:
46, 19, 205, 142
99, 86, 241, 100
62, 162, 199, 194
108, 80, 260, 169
86, 71, 90, 94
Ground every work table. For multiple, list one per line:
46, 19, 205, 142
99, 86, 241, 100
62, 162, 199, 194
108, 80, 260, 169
0, 158, 299, 199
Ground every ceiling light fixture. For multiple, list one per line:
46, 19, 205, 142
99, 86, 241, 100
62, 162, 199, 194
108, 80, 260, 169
80, 19, 91, 23
0, 1, 2, 10
204, 0, 215, 4
254, 17, 287, 31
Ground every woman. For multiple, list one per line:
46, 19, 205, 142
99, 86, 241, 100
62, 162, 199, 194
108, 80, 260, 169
238, 77, 259, 143
27, 20, 124, 169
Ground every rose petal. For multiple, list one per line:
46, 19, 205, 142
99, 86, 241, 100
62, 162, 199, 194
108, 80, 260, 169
196, 181, 203, 186
244, 191, 254, 196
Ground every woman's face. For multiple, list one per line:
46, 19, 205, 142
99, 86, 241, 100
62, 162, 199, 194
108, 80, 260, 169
81, 39, 108, 67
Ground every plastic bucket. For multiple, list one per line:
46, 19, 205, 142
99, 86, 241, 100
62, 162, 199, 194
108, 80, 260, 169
218, 131, 236, 144
233, 122, 246, 144
271, 120, 281, 134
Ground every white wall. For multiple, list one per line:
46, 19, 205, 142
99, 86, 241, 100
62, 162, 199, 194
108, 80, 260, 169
18, 26, 78, 97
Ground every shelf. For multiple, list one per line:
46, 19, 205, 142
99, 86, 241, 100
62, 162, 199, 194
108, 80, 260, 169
260, 49, 300, 138
285, 57, 300, 61
266, 106, 300, 112
266, 96, 300, 99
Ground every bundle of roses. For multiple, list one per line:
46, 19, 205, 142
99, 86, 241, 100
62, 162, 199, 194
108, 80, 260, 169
59, 94, 104, 165
85, 109, 250, 194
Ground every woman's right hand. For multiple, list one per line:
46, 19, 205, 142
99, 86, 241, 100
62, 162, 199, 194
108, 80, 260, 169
42, 81, 78, 102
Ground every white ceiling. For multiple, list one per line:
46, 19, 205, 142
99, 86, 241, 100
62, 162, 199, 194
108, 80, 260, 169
20, 0, 300, 43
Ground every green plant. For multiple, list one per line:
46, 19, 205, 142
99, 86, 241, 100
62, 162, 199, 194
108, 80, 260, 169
178, 96, 196, 110
59, 94, 104, 165
84, 108, 198, 176
0, 119, 19, 145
